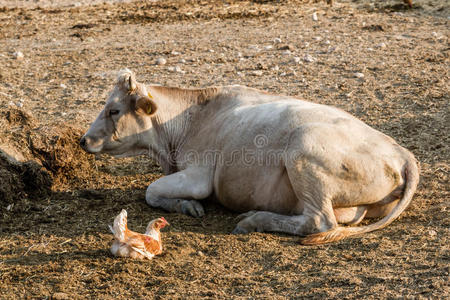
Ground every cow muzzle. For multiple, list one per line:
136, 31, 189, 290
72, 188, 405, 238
79, 135, 102, 153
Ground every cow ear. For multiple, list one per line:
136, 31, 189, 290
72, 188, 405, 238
116, 68, 137, 92
136, 96, 157, 115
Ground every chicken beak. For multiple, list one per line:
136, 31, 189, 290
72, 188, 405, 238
160, 217, 169, 227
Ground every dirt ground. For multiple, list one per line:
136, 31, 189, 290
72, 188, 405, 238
0, 0, 448, 298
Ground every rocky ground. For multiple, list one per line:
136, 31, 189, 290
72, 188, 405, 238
0, 0, 448, 299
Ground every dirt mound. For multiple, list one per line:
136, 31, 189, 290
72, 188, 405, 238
0, 107, 96, 199
0, 150, 52, 205
28, 125, 96, 186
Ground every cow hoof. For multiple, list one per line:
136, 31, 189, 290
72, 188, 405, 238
231, 226, 249, 234
180, 200, 205, 218
235, 210, 258, 222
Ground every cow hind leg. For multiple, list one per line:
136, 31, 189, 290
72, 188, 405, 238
232, 166, 338, 236
232, 210, 333, 236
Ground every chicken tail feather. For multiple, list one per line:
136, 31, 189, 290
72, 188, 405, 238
111, 209, 128, 242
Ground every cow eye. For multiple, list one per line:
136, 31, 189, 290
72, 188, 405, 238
109, 110, 120, 116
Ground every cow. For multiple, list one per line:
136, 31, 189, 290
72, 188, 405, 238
80, 69, 419, 245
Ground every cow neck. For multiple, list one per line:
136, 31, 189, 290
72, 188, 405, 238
147, 86, 219, 173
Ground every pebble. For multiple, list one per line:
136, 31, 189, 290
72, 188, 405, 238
271, 65, 279, 71
367, 47, 374, 52
273, 38, 282, 44
60, 83, 67, 89
428, 229, 437, 237
282, 50, 291, 56
376, 42, 387, 49
251, 70, 263, 76
354, 72, 365, 79
292, 57, 301, 64
155, 57, 167, 65
323, 40, 331, 45
171, 50, 180, 55
178, 58, 186, 64
197, 251, 205, 257
6, 204, 13, 211
13, 51, 24, 60
312, 12, 318, 21
208, 49, 215, 53
237, 52, 243, 58
264, 45, 273, 50
313, 36, 322, 41
303, 54, 315, 63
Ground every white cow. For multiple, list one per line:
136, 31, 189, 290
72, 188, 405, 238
80, 69, 419, 244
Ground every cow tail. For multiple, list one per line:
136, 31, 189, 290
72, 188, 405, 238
300, 157, 420, 245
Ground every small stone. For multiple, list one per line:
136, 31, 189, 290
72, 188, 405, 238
251, 70, 263, 76
13, 51, 24, 60
273, 38, 282, 44
313, 36, 322, 41
376, 42, 387, 49
208, 49, 215, 53
175, 66, 183, 73
264, 45, 273, 50
282, 50, 291, 56
431, 32, 438, 37
312, 12, 318, 21
428, 230, 437, 237
292, 57, 301, 64
155, 57, 167, 65
248, 45, 259, 50
197, 251, 205, 257
367, 47, 374, 52
6, 204, 13, 211
178, 58, 186, 64
237, 52, 243, 58
304, 42, 310, 48
16, 102, 23, 108
171, 50, 180, 55
303, 54, 315, 63
60, 83, 67, 89
324, 40, 331, 45
271, 65, 279, 71
354, 72, 365, 79
167, 66, 175, 72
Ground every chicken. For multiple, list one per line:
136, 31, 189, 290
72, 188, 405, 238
108, 209, 169, 259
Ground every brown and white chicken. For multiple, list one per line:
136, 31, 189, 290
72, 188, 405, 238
109, 209, 169, 260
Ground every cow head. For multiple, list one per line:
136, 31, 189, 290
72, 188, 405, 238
80, 69, 157, 157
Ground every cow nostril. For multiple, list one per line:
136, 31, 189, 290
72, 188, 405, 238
80, 137, 87, 147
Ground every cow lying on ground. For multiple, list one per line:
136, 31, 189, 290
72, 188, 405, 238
80, 69, 419, 245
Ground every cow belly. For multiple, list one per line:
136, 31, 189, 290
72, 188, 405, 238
214, 166, 299, 214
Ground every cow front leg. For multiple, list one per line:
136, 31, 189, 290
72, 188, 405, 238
145, 167, 212, 217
